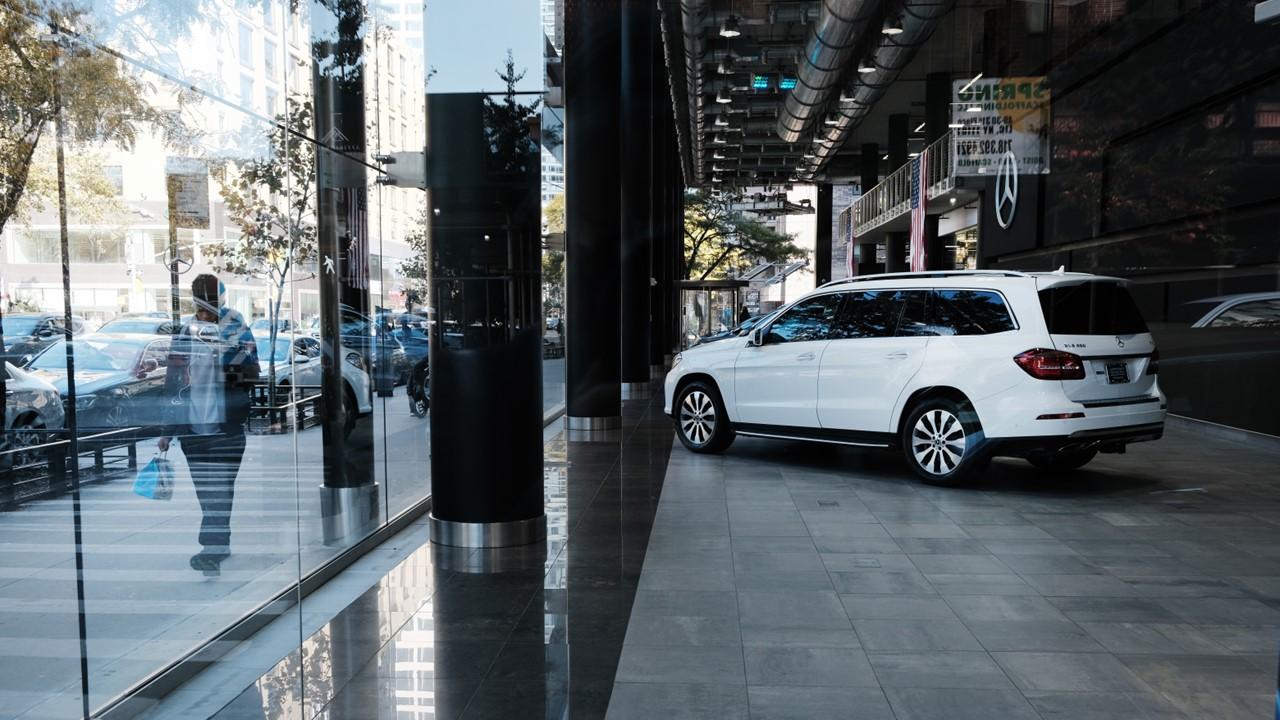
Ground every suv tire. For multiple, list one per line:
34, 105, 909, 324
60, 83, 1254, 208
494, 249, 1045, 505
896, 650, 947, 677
675, 380, 734, 453
1027, 449, 1097, 472
901, 397, 987, 485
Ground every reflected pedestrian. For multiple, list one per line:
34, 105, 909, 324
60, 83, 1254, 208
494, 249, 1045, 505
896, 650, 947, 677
157, 274, 259, 576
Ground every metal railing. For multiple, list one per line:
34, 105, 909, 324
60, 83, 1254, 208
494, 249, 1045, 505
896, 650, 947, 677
851, 131, 955, 236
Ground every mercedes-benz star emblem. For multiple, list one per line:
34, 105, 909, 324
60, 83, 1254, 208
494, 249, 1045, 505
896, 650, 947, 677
1116, 336, 1125, 348
994, 151, 1019, 230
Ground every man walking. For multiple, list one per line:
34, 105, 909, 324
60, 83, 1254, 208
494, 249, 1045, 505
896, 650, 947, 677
158, 274, 259, 576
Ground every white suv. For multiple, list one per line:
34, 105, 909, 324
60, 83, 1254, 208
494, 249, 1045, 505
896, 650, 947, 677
663, 270, 1166, 484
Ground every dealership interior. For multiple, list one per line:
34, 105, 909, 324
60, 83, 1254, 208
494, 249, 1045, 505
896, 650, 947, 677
1, 0, 1279, 718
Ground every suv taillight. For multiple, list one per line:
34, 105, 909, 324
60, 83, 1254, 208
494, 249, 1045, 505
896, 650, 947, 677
1014, 349, 1086, 380
1147, 349, 1159, 375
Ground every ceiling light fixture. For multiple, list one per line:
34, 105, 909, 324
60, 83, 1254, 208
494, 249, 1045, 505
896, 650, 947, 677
712, 151, 726, 159
965, 104, 982, 112
858, 58, 876, 74
713, 133, 728, 144
715, 115, 730, 126
947, 121, 964, 128
715, 88, 732, 104
914, 122, 926, 133
823, 113, 840, 126
882, 16, 904, 35
719, 14, 741, 38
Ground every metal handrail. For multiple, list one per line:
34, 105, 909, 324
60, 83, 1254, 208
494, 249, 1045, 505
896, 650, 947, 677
851, 131, 954, 237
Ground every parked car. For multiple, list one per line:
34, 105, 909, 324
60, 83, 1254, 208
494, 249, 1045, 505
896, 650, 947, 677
254, 332, 374, 434
99, 314, 181, 335
306, 305, 409, 387
391, 326, 429, 367
2, 362, 66, 471
2, 313, 86, 366
664, 270, 1166, 485
695, 308, 781, 346
25, 333, 171, 432
251, 317, 295, 334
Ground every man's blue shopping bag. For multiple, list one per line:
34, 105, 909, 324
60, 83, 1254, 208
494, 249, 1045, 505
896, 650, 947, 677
133, 452, 175, 500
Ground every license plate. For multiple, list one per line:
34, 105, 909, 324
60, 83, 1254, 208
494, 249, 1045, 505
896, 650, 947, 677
1106, 362, 1129, 384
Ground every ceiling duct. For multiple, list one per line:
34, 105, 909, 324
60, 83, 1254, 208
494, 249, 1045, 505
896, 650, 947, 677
803, 0, 953, 177
680, 0, 710, 181
776, 0, 877, 143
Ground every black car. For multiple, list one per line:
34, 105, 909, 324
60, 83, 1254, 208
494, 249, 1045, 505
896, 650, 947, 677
2, 313, 86, 366
24, 333, 171, 433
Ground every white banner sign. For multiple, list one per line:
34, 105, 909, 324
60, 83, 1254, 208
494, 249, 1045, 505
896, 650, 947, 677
951, 76, 1051, 177
164, 156, 210, 229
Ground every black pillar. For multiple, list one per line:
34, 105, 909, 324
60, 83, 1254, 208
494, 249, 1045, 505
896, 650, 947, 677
925, 72, 951, 145
815, 183, 832, 286
311, 1, 376, 541
565, 0, 622, 428
425, 92, 545, 544
886, 234, 908, 273
649, 65, 671, 371
620, 0, 654, 388
859, 143, 879, 196
888, 113, 910, 170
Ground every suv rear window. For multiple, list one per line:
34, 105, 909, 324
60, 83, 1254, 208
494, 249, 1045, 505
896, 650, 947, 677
930, 290, 1017, 336
1039, 281, 1148, 335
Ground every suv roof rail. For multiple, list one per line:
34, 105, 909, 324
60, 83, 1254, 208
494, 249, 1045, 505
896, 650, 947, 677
818, 270, 1033, 288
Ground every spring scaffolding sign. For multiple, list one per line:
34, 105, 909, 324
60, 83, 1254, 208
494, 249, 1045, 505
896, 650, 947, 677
951, 77, 1051, 176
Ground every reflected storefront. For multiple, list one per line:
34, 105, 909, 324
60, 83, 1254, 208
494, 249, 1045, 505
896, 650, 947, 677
0, 0, 447, 716
976, 1, 1280, 437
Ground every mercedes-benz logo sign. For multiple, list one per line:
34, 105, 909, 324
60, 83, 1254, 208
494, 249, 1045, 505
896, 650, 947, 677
994, 151, 1019, 230
1116, 336, 1125, 348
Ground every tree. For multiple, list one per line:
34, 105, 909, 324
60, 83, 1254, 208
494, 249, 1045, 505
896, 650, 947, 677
683, 189, 804, 280
0, 1, 191, 238
209, 96, 318, 390
543, 192, 564, 234
483, 51, 540, 174
398, 207, 428, 314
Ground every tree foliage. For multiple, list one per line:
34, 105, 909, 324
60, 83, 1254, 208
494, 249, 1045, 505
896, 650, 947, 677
398, 207, 428, 312
0, 0, 192, 237
209, 96, 318, 384
483, 51, 540, 174
683, 189, 804, 280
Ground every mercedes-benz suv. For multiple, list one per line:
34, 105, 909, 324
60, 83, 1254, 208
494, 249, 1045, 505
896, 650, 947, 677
663, 270, 1166, 484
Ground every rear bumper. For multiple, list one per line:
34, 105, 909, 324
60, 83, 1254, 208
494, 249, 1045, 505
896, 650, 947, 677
985, 422, 1164, 458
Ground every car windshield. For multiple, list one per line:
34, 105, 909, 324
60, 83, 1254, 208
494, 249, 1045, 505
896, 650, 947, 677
4, 317, 40, 336
252, 335, 296, 362
29, 339, 141, 371
101, 320, 161, 333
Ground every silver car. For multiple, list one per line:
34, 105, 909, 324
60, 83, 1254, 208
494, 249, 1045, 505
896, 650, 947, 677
3, 362, 65, 471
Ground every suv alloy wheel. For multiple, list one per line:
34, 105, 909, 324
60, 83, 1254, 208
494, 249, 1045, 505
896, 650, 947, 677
675, 381, 734, 453
902, 397, 986, 484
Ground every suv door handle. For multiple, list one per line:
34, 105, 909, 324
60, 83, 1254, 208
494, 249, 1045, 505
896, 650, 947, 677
796, 352, 815, 361
885, 352, 909, 360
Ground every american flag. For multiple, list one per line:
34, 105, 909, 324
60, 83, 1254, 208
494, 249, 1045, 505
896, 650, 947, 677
909, 148, 928, 272
846, 210, 856, 277
342, 187, 369, 289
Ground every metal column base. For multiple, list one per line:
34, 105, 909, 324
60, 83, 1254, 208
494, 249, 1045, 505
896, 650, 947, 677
567, 415, 622, 431
319, 483, 380, 546
621, 381, 651, 399
429, 513, 547, 548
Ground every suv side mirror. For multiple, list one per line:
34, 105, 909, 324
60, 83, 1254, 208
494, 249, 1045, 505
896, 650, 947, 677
749, 327, 765, 347
37, 327, 56, 338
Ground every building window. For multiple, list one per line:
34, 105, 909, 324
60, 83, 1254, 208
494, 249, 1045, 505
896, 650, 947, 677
264, 39, 277, 78
240, 74, 254, 108
103, 165, 124, 196
265, 88, 278, 115
238, 22, 253, 67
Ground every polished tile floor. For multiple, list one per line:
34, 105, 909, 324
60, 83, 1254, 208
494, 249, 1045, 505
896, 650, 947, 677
607, 421, 1280, 720
153, 399, 1280, 719
168, 396, 672, 719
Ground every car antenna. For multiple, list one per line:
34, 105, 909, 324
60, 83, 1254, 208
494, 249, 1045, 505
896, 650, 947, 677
1052, 265, 1066, 275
